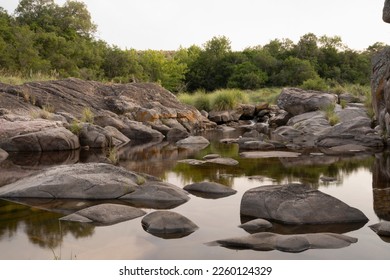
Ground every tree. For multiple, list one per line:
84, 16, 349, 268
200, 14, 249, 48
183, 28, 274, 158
227, 61, 268, 89
274, 57, 318, 86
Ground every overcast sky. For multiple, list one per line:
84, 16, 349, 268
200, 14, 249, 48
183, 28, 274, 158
1, 0, 390, 51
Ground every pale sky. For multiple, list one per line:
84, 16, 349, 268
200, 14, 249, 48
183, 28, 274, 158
1, 0, 390, 51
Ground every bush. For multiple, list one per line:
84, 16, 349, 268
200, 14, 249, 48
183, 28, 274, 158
301, 77, 328, 91
81, 107, 94, 123
322, 104, 339, 126
193, 93, 211, 112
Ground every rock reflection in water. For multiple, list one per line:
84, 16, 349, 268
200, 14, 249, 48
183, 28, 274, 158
372, 152, 390, 221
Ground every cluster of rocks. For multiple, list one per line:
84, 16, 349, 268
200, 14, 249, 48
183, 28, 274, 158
0, 79, 215, 153
214, 88, 384, 154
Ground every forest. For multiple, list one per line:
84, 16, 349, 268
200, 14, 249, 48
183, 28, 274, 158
0, 0, 388, 93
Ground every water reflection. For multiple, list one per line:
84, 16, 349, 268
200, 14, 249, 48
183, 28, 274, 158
0, 199, 94, 250
372, 152, 390, 221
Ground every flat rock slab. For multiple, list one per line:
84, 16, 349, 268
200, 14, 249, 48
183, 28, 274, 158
178, 157, 238, 166
209, 232, 357, 253
240, 151, 301, 159
240, 183, 368, 225
141, 211, 198, 239
239, 218, 273, 233
176, 136, 210, 146
0, 163, 190, 209
0, 163, 139, 199
60, 203, 146, 226
369, 221, 390, 237
184, 182, 237, 199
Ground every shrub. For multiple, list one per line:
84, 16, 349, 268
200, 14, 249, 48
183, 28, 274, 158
211, 89, 248, 111
193, 92, 211, 112
301, 77, 328, 91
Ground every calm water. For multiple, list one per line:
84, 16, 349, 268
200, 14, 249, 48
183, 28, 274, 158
1, 129, 390, 260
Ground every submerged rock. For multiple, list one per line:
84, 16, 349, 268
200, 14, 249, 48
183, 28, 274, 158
178, 157, 238, 166
238, 218, 273, 233
184, 181, 237, 199
240, 151, 301, 159
209, 232, 358, 253
141, 211, 198, 239
176, 136, 210, 146
60, 203, 146, 226
240, 183, 368, 225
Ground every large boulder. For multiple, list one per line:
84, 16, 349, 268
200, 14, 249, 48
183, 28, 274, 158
141, 211, 198, 239
0, 163, 140, 199
315, 117, 383, 148
78, 123, 130, 148
277, 88, 337, 116
209, 232, 358, 253
0, 163, 190, 209
0, 79, 214, 144
240, 183, 368, 225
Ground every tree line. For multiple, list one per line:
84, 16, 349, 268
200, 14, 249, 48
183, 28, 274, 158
0, 0, 387, 93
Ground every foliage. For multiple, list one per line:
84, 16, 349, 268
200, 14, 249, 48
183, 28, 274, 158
300, 77, 328, 91
0, 3, 382, 93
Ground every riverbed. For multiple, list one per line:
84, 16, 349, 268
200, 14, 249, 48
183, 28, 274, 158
0, 129, 389, 259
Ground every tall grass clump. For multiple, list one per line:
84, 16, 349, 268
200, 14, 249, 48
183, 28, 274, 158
81, 107, 94, 123
247, 88, 281, 104
211, 89, 249, 111
322, 103, 339, 126
0, 69, 58, 85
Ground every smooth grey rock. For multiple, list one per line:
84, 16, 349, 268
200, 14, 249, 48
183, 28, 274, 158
335, 106, 368, 123
369, 221, 390, 237
277, 88, 337, 116
316, 117, 383, 148
120, 181, 190, 209
0, 119, 80, 152
141, 211, 198, 239
202, 154, 221, 160
321, 144, 372, 155
60, 203, 146, 226
240, 183, 368, 225
239, 140, 275, 151
184, 181, 237, 199
166, 128, 189, 142
0, 163, 140, 199
239, 218, 273, 232
176, 136, 210, 146
209, 232, 358, 253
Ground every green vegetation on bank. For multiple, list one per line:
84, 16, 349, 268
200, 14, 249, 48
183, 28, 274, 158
0, 1, 387, 94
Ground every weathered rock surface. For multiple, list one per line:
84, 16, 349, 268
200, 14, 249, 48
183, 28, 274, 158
0, 78, 215, 146
60, 203, 146, 226
209, 232, 357, 253
184, 181, 237, 199
369, 221, 390, 237
277, 88, 337, 116
78, 123, 130, 148
0, 163, 140, 199
141, 211, 198, 239
0, 117, 81, 152
238, 218, 273, 232
240, 184, 368, 225
0, 163, 190, 209
315, 117, 383, 148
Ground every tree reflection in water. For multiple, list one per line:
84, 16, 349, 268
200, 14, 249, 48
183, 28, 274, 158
0, 200, 94, 249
